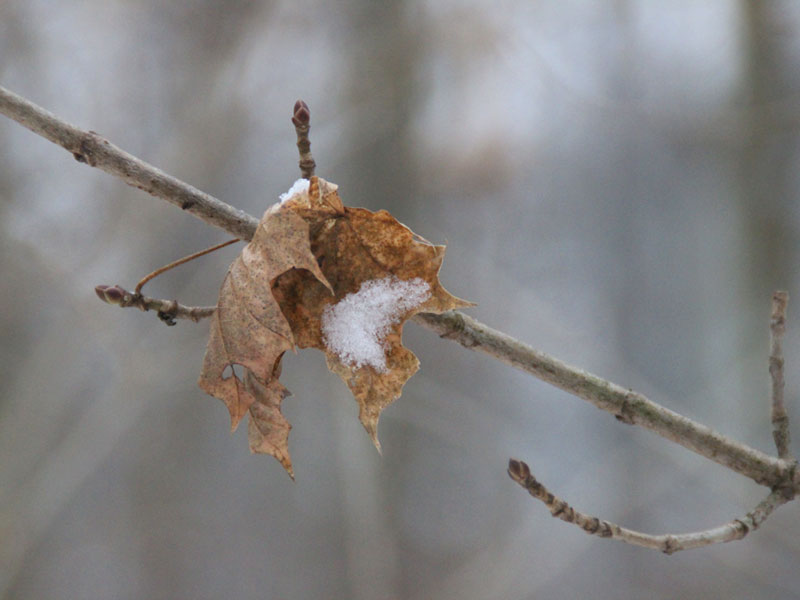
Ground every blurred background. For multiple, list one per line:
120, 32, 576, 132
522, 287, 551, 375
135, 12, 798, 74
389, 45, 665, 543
2, 1, 800, 598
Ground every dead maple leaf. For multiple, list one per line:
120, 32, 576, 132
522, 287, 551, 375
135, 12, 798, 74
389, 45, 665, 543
198, 176, 472, 476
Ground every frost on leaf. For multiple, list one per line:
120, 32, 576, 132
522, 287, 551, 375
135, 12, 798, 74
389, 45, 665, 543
198, 176, 472, 476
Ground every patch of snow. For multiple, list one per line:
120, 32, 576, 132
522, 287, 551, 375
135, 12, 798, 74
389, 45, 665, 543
279, 178, 310, 203
321, 276, 431, 372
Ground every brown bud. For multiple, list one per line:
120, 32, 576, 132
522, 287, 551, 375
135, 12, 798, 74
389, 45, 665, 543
293, 99, 307, 113
292, 100, 310, 127
507, 458, 530, 481
95, 285, 110, 301
102, 285, 125, 304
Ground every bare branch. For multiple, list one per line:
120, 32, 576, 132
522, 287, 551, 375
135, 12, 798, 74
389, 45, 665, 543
2, 85, 798, 495
0, 85, 258, 241
416, 311, 796, 490
95, 285, 215, 326
770, 291, 792, 459
507, 459, 790, 554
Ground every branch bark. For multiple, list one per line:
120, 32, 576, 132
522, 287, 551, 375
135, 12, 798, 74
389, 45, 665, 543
1, 84, 797, 499
0, 86, 258, 241
770, 291, 792, 459
507, 459, 790, 554
415, 311, 796, 490
95, 284, 216, 325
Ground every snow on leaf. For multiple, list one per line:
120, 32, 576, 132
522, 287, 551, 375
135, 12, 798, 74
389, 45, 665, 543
321, 276, 431, 372
198, 176, 472, 475
279, 178, 310, 203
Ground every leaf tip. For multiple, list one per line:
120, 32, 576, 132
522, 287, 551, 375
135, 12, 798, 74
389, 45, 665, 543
229, 414, 241, 433
363, 420, 382, 454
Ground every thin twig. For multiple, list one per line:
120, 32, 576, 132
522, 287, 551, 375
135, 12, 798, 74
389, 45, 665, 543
770, 291, 792, 459
292, 99, 315, 179
507, 459, 790, 554
135, 238, 239, 295
95, 285, 215, 326
1, 84, 798, 495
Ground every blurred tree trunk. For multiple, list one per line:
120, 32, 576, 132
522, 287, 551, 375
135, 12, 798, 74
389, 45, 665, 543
739, 1, 795, 295
340, 0, 424, 215
735, 1, 798, 423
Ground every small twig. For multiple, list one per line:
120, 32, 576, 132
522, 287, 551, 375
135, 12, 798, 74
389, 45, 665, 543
135, 238, 239, 295
95, 285, 215, 326
507, 459, 790, 554
292, 99, 316, 179
770, 291, 792, 459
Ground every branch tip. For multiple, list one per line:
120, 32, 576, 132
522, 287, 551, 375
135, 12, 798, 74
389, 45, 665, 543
96, 284, 125, 305
508, 456, 791, 553
507, 458, 530, 482
292, 99, 316, 178
292, 99, 310, 127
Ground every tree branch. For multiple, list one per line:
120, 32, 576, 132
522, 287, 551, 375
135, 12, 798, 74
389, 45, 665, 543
0, 86, 258, 241
507, 459, 790, 554
770, 291, 792, 459
415, 311, 796, 490
1, 84, 797, 496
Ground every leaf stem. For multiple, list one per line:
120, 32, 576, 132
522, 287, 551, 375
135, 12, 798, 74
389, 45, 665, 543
135, 238, 239, 295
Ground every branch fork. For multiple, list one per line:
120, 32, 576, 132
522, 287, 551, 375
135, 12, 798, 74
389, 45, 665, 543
507, 292, 796, 553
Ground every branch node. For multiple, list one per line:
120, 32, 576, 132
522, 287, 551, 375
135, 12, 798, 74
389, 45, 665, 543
615, 391, 637, 425
661, 536, 678, 555
72, 131, 102, 166
774, 461, 798, 501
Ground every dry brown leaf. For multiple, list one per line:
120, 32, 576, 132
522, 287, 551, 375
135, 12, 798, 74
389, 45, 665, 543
198, 176, 471, 476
